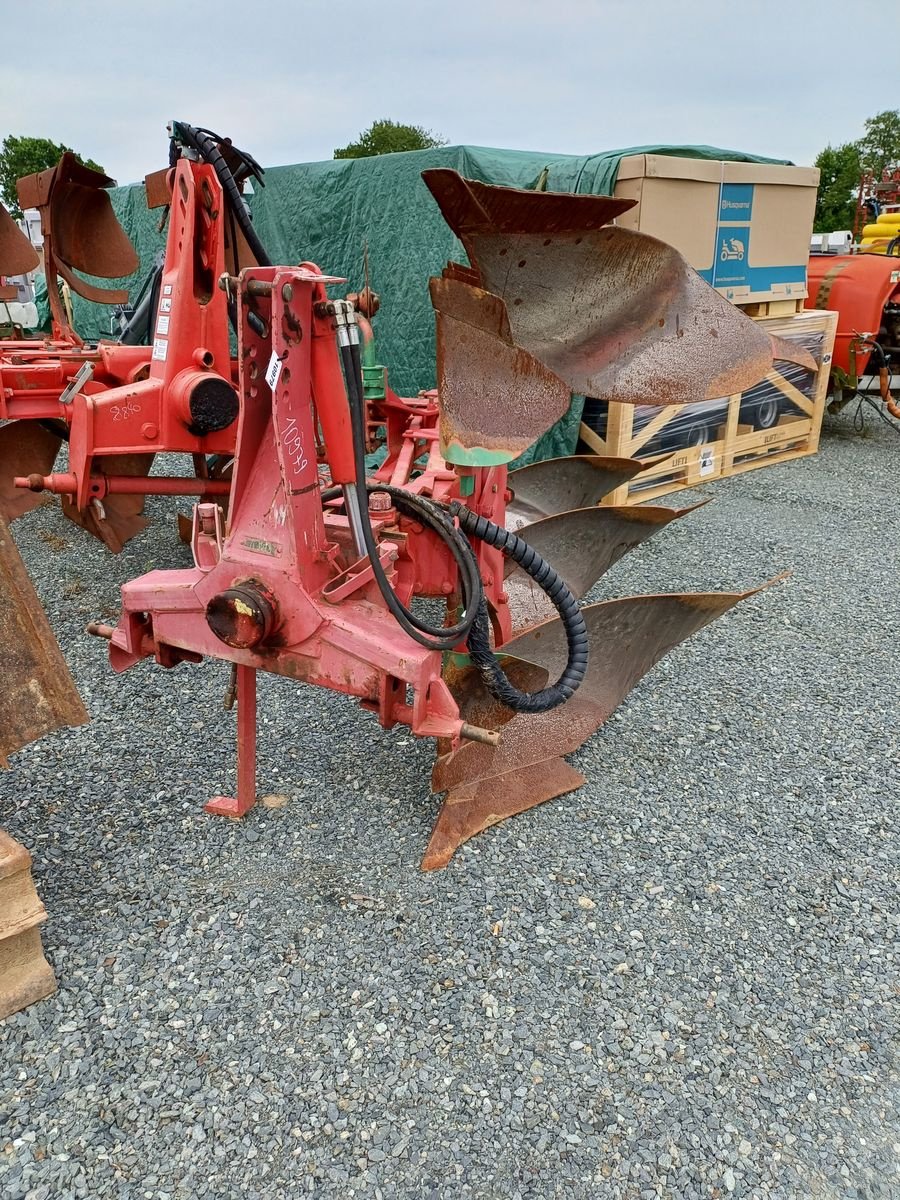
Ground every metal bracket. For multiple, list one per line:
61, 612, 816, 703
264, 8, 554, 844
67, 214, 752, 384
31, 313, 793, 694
190, 501, 226, 570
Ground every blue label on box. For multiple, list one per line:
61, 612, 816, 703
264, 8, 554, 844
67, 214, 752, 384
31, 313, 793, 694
696, 182, 806, 294
719, 183, 754, 223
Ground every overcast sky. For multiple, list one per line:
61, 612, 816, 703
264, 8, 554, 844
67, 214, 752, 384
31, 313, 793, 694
2, 0, 897, 185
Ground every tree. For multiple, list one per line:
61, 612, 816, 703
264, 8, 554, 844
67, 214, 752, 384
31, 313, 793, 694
857, 109, 900, 178
0, 135, 104, 218
334, 119, 447, 160
813, 142, 861, 232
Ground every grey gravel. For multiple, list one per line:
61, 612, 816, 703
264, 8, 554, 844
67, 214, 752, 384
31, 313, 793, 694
1, 411, 899, 1199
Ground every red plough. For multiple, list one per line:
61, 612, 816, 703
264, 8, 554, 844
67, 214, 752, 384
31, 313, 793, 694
83, 166, 799, 867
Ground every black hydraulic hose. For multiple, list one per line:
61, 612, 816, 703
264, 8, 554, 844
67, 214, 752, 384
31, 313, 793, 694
173, 122, 272, 267
118, 261, 163, 345
340, 338, 481, 650
337, 338, 588, 710
448, 504, 589, 713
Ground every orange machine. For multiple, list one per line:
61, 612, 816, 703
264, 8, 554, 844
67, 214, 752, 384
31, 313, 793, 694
805, 254, 900, 411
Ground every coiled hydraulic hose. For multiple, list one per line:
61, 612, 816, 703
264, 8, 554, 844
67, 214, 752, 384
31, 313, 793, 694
336, 336, 589, 712
448, 503, 589, 713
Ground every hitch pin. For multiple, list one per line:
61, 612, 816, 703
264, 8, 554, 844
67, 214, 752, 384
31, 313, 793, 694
86, 622, 115, 640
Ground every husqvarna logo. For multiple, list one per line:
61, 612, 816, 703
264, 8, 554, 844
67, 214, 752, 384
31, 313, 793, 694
720, 237, 745, 262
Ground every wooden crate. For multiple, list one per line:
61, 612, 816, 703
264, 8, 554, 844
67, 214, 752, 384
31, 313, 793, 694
0, 830, 56, 1020
579, 309, 837, 505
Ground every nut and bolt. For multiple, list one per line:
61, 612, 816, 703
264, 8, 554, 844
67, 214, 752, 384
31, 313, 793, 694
368, 491, 392, 513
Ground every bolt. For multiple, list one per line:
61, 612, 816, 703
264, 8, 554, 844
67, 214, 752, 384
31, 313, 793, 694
282, 283, 294, 302
368, 491, 392, 513
141, 422, 158, 440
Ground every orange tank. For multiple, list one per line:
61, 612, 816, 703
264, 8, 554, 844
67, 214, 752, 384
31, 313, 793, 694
805, 254, 900, 378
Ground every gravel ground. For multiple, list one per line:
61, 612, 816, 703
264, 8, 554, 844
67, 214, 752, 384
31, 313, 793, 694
1, 409, 898, 1200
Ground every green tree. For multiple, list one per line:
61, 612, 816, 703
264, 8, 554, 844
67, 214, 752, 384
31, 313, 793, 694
813, 142, 861, 232
334, 119, 447, 160
0, 135, 104, 218
857, 109, 900, 177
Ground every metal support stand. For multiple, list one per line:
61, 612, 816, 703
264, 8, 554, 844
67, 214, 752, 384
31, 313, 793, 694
205, 664, 257, 817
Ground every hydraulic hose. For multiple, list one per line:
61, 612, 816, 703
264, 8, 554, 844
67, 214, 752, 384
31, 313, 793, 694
339, 337, 481, 651
336, 336, 588, 711
447, 503, 589, 713
171, 122, 271, 268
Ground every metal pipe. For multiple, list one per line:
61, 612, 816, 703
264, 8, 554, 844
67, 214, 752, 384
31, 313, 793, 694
460, 723, 501, 747
15, 472, 231, 498
86, 622, 115, 640
342, 483, 368, 558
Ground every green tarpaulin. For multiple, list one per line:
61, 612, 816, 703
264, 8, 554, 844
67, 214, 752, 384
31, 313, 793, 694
62, 141, 790, 463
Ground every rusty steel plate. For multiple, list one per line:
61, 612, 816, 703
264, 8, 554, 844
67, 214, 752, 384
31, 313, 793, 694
424, 170, 815, 407
506, 454, 649, 528
504, 502, 707, 632
433, 588, 769, 799
421, 757, 585, 871
143, 167, 172, 210
59, 453, 154, 552
0, 203, 39, 277
430, 276, 570, 464
423, 169, 636, 262
18, 154, 138, 306
0, 512, 87, 765
0, 422, 63, 521
441, 656, 550, 742
472, 226, 796, 405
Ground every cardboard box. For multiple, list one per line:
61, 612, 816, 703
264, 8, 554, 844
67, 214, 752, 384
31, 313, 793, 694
613, 155, 819, 304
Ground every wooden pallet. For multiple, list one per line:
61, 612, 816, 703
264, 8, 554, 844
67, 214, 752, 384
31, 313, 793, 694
579, 309, 838, 505
737, 297, 806, 318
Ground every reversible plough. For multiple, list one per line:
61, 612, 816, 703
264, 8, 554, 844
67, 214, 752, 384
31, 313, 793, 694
2, 126, 816, 868
0, 125, 265, 548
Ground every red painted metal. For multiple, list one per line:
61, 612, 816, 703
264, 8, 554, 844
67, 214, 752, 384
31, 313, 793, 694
15, 472, 231, 498
78, 169, 784, 865
804, 254, 900, 377
99, 266, 509, 805
0, 201, 40, 279
205, 665, 258, 817
0, 156, 242, 539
